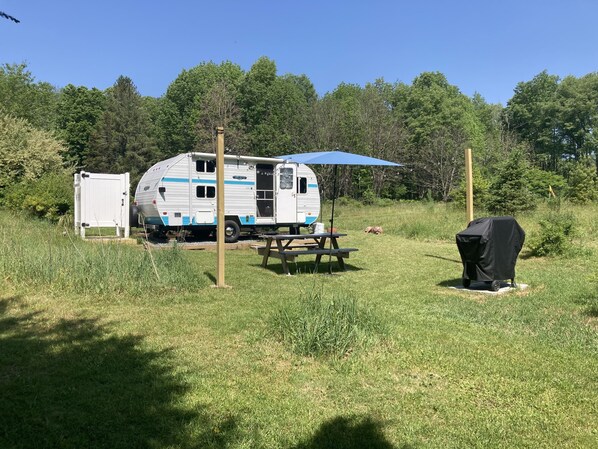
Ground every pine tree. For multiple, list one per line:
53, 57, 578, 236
487, 148, 537, 215
567, 158, 598, 204
86, 76, 158, 185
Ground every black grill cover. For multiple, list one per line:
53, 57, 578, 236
456, 216, 525, 282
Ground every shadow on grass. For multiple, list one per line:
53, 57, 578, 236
585, 305, 598, 317
292, 415, 413, 449
572, 291, 598, 317
424, 254, 462, 264
0, 297, 238, 449
252, 261, 363, 276
437, 278, 464, 287
204, 270, 217, 284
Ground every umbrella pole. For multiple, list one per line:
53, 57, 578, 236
328, 165, 338, 274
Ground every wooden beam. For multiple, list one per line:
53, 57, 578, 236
216, 127, 226, 288
465, 148, 474, 224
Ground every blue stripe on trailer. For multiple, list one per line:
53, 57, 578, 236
305, 216, 317, 225
308, 184, 318, 188
225, 180, 255, 186
240, 215, 256, 225
162, 177, 255, 186
144, 216, 164, 225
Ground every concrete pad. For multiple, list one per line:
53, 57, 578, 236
449, 282, 529, 295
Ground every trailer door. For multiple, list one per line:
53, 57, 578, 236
275, 164, 296, 223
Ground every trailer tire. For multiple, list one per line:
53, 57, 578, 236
224, 220, 241, 243
129, 205, 139, 228
490, 280, 501, 292
462, 278, 471, 288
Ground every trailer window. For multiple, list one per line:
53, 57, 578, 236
298, 177, 307, 194
196, 160, 216, 173
196, 185, 216, 198
279, 167, 293, 189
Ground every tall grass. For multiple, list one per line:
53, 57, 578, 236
0, 211, 206, 296
327, 199, 598, 245
271, 288, 387, 359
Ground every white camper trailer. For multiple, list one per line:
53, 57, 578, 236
133, 152, 321, 242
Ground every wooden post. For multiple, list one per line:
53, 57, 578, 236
216, 127, 226, 288
465, 148, 474, 225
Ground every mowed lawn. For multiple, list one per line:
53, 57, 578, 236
0, 203, 596, 448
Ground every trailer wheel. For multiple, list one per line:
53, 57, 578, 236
224, 220, 241, 243
490, 280, 501, 292
462, 278, 471, 288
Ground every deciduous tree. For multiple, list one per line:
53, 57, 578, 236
55, 84, 105, 168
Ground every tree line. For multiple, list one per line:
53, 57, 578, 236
1, 58, 597, 220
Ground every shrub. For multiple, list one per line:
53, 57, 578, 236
527, 167, 568, 199
566, 159, 598, 204
0, 113, 65, 193
4, 171, 73, 221
487, 148, 537, 215
530, 211, 578, 257
336, 196, 362, 208
450, 167, 490, 209
270, 288, 386, 359
362, 189, 395, 207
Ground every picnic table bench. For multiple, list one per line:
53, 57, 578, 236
257, 233, 358, 275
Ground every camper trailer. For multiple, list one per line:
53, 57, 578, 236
133, 152, 321, 242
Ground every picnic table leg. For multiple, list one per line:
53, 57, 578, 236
314, 237, 327, 267
261, 238, 273, 268
276, 239, 291, 275
331, 237, 346, 271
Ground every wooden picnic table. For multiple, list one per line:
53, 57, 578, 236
257, 233, 358, 275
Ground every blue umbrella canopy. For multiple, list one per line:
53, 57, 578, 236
277, 150, 402, 273
279, 150, 402, 166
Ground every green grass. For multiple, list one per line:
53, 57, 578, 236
1, 203, 597, 448
271, 288, 387, 359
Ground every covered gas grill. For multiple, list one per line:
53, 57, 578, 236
456, 216, 525, 291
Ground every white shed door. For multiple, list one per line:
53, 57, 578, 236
80, 173, 129, 227
275, 164, 296, 223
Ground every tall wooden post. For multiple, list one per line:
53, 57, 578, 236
465, 148, 474, 224
216, 127, 226, 287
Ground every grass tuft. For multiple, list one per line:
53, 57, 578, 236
270, 288, 386, 359
0, 212, 206, 297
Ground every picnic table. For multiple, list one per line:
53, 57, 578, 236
257, 232, 358, 275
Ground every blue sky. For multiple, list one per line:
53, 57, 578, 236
1, 0, 596, 105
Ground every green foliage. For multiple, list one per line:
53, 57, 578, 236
527, 167, 568, 199
566, 158, 598, 204
0, 113, 65, 193
530, 211, 578, 257
450, 167, 490, 209
395, 72, 484, 199
361, 188, 395, 206
55, 84, 106, 167
86, 76, 158, 185
507, 71, 598, 168
271, 289, 386, 359
0, 63, 58, 130
240, 57, 312, 156
4, 171, 73, 221
158, 61, 245, 155
487, 148, 537, 215
507, 71, 561, 166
